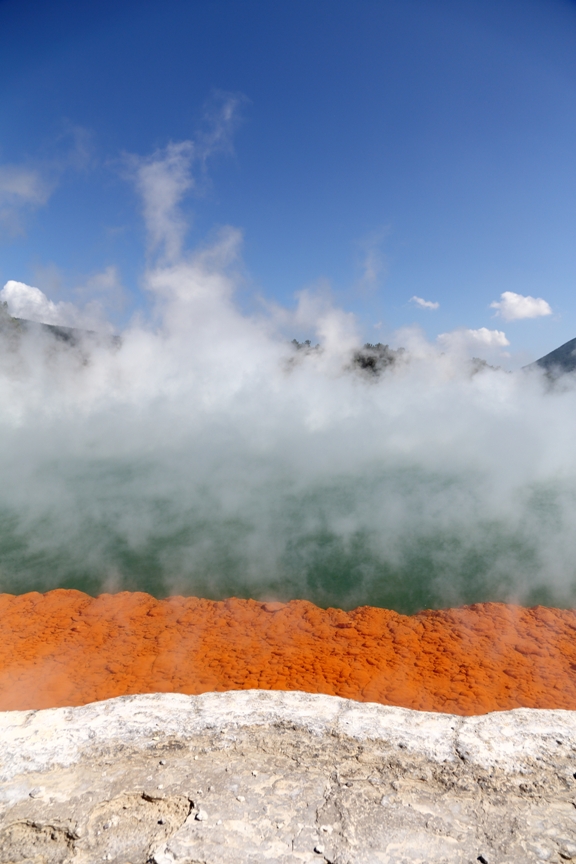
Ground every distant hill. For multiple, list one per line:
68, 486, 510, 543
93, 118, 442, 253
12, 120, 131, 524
527, 336, 576, 377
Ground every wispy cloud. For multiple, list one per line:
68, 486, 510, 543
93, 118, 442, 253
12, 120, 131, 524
410, 295, 439, 310
133, 141, 196, 262
0, 126, 94, 239
197, 90, 247, 165
128, 92, 246, 262
54, 124, 95, 173
0, 165, 53, 236
355, 227, 388, 291
490, 290, 552, 321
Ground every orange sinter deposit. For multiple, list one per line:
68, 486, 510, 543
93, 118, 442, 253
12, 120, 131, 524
1, 589, 575, 715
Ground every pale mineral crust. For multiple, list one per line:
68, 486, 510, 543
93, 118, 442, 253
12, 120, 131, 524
1, 690, 576, 863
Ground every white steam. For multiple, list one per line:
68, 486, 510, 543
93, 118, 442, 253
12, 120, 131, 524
0, 240, 574, 611
133, 141, 195, 262
0, 130, 574, 612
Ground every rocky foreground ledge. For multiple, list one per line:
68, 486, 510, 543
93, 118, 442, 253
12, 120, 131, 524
1, 691, 576, 863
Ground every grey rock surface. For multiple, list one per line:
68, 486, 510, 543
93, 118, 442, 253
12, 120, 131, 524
0, 690, 576, 863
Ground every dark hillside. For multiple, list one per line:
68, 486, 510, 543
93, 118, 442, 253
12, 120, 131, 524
529, 336, 576, 377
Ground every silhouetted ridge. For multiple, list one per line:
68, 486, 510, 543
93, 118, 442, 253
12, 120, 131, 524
529, 336, 576, 377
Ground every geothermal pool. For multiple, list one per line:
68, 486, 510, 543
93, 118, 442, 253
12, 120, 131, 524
1, 284, 576, 614
1, 263, 576, 717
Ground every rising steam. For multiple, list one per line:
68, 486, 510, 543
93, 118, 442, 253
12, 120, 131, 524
0, 130, 574, 613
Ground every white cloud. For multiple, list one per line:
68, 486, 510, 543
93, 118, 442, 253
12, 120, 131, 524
490, 291, 552, 321
438, 327, 510, 353
0, 280, 104, 329
468, 327, 510, 347
1, 280, 61, 323
410, 295, 439, 310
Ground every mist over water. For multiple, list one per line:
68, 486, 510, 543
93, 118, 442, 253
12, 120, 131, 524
1, 120, 575, 615
0, 230, 575, 614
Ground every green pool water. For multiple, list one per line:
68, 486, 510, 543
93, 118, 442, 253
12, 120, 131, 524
0, 461, 572, 614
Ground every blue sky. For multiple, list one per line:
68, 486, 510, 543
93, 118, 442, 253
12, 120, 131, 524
1, 0, 576, 365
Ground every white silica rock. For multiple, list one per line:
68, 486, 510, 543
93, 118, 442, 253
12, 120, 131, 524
0, 690, 575, 863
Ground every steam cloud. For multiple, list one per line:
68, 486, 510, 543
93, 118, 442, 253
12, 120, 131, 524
0, 133, 574, 614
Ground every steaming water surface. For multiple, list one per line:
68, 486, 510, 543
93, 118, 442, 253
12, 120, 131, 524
0, 257, 575, 613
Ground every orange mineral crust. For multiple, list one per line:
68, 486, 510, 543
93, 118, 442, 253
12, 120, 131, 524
1, 590, 575, 715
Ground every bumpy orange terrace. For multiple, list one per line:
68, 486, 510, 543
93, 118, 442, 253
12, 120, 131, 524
1, 590, 575, 715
